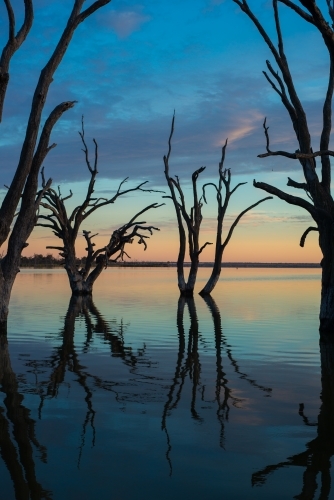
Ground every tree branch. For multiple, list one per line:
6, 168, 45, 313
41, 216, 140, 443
45, 246, 65, 252
326, 0, 334, 27
197, 241, 213, 255
0, 0, 111, 245
202, 183, 219, 203
278, 0, 315, 24
253, 180, 317, 217
0, 0, 34, 121
77, 0, 112, 24
165, 111, 175, 166
79, 116, 97, 174
264, 60, 298, 125
230, 182, 247, 196
300, 226, 319, 247
222, 196, 273, 251
287, 177, 308, 190
258, 118, 334, 160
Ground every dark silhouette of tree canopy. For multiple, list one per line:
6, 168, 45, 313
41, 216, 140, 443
0, 0, 112, 326
233, 0, 334, 333
38, 120, 162, 295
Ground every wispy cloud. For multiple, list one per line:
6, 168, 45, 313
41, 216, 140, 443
105, 10, 151, 38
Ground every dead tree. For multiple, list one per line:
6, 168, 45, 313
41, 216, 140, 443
163, 115, 212, 296
0, 0, 112, 326
38, 127, 162, 294
199, 141, 272, 295
233, 0, 334, 333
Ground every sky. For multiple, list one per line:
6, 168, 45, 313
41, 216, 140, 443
0, 0, 332, 262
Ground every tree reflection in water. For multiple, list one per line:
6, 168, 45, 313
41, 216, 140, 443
161, 295, 272, 473
0, 334, 51, 500
37, 295, 154, 465
252, 337, 334, 499
0, 295, 154, 498
1, 295, 333, 498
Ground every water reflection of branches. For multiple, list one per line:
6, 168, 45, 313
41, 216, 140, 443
203, 295, 272, 397
32, 296, 154, 467
162, 295, 272, 473
81, 298, 150, 371
0, 334, 52, 500
252, 338, 334, 499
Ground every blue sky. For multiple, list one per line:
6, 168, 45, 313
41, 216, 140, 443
0, 0, 332, 261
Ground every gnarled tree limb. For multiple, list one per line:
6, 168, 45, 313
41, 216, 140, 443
300, 226, 319, 247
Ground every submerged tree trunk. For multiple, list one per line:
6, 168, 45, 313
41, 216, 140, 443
66, 272, 95, 295
64, 258, 104, 296
199, 237, 223, 297
0, 269, 16, 324
180, 259, 200, 296
319, 222, 334, 333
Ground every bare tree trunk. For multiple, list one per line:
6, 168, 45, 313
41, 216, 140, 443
185, 260, 199, 296
0, 248, 23, 323
199, 237, 223, 296
233, 0, 334, 334
163, 115, 211, 296
64, 254, 103, 296
63, 243, 94, 295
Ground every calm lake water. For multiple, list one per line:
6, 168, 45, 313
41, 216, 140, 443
1, 267, 331, 499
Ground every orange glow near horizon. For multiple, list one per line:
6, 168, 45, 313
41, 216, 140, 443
23, 219, 322, 263
17, 177, 323, 264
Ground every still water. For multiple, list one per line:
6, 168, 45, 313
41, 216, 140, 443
0, 267, 330, 499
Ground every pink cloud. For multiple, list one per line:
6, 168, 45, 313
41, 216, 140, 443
106, 10, 151, 38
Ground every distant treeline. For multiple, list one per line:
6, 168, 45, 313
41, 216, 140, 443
11, 255, 321, 269
19, 254, 84, 268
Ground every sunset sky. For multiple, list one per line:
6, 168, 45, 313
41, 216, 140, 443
0, 0, 330, 263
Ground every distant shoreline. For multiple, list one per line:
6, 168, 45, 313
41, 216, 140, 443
108, 261, 321, 268
20, 261, 321, 269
